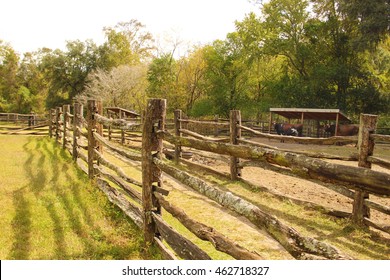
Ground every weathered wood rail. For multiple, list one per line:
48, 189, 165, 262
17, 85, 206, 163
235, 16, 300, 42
48, 100, 390, 260
0, 112, 48, 135
171, 109, 390, 230
0, 112, 39, 124
48, 101, 265, 259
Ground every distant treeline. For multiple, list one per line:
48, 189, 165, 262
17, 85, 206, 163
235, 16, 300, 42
1, 1, 389, 126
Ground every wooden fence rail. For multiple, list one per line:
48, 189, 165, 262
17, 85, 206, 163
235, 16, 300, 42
0, 112, 48, 135
48, 100, 390, 259
171, 109, 390, 231
0, 112, 43, 125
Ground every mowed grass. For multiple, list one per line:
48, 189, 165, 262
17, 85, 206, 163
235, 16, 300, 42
0, 135, 161, 260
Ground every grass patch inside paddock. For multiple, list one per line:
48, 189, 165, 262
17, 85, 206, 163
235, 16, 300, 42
0, 135, 161, 260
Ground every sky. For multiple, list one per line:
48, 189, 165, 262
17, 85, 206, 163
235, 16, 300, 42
0, 0, 259, 56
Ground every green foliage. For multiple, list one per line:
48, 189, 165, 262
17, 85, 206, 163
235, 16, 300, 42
248, 0, 390, 115
1, 19, 156, 114
102, 20, 155, 67
339, 0, 390, 49
13, 86, 32, 113
147, 53, 177, 98
202, 36, 253, 117
177, 46, 209, 113
147, 53, 186, 113
0, 41, 19, 111
40, 40, 102, 108
1, 5, 389, 121
189, 98, 214, 117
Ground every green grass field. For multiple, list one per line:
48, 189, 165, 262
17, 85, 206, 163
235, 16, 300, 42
0, 135, 161, 260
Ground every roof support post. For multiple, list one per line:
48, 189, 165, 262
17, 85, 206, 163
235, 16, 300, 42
268, 112, 272, 134
335, 113, 340, 136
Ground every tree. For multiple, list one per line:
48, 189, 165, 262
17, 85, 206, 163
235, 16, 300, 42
310, 0, 386, 113
102, 20, 155, 68
202, 33, 253, 117
0, 41, 19, 111
263, 0, 311, 78
147, 52, 185, 112
259, 0, 333, 108
81, 64, 148, 112
367, 36, 390, 95
177, 46, 208, 113
247, 0, 388, 113
17, 51, 49, 114
235, 12, 285, 119
13, 86, 33, 113
339, 0, 390, 49
40, 40, 101, 108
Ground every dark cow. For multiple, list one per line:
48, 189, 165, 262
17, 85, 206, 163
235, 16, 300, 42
274, 123, 303, 137
324, 124, 359, 136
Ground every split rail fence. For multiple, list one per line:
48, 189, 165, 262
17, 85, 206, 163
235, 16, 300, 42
49, 99, 390, 260
0, 112, 48, 135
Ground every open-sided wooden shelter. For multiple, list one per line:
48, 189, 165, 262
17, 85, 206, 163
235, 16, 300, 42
269, 108, 352, 137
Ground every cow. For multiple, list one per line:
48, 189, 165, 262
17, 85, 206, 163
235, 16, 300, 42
273, 123, 303, 137
324, 124, 359, 136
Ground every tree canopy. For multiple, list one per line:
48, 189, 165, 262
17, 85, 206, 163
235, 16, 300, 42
0, 2, 389, 122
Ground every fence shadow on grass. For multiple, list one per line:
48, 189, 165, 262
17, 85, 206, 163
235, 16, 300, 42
13, 136, 147, 259
40, 138, 96, 258
8, 187, 31, 260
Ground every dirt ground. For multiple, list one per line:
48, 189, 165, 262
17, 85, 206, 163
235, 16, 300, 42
189, 137, 390, 227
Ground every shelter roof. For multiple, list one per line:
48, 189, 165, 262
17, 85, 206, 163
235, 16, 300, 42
270, 108, 351, 122
105, 107, 140, 118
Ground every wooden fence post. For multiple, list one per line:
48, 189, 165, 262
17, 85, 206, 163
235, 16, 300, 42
49, 109, 55, 138
230, 110, 242, 180
214, 115, 219, 137
73, 102, 82, 161
352, 114, 378, 225
121, 129, 125, 145
120, 109, 125, 145
108, 111, 112, 141
142, 98, 166, 244
55, 107, 62, 144
28, 114, 33, 127
96, 100, 103, 154
87, 100, 98, 179
63, 105, 70, 149
174, 109, 182, 163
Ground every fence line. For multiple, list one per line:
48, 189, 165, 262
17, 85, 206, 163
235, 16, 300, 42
171, 109, 390, 229
48, 100, 390, 259
0, 112, 48, 135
